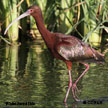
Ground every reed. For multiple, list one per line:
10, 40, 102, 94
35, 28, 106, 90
80, 0, 108, 46
1, 0, 19, 42
0, 0, 107, 45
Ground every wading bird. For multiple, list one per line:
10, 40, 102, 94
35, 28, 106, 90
4, 5, 105, 103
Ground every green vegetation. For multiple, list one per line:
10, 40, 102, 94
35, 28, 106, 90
0, 0, 108, 46
80, 0, 108, 46
0, 0, 19, 42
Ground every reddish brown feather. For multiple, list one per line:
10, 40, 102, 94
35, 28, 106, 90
52, 33, 105, 63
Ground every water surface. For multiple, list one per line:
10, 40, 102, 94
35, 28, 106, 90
0, 41, 108, 108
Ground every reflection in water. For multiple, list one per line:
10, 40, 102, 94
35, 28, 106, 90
0, 42, 108, 108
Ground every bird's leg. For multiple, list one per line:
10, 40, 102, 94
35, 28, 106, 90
64, 70, 72, 103
72, 63, 89, 101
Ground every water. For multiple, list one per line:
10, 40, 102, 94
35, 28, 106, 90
0, 41, 108, 108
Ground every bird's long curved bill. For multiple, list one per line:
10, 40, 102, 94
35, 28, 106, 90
4, 11, 30, 35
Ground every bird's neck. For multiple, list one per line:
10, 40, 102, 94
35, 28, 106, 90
33, 13, 53, 48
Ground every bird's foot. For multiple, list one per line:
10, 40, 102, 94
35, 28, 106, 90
72, 83, 79, 101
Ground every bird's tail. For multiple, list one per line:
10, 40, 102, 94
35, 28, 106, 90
91, 48, 105, 64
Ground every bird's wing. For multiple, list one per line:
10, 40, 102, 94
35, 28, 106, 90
55, 34, 104, 62
56, 36, 88, 61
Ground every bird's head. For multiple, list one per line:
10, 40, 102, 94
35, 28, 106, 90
4, 5, 40, 35
27, 5, 41, 16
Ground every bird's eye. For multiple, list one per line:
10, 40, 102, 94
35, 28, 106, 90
30, 9, 33, 13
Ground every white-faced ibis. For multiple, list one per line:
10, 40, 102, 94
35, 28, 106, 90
4, 5, 105, 103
